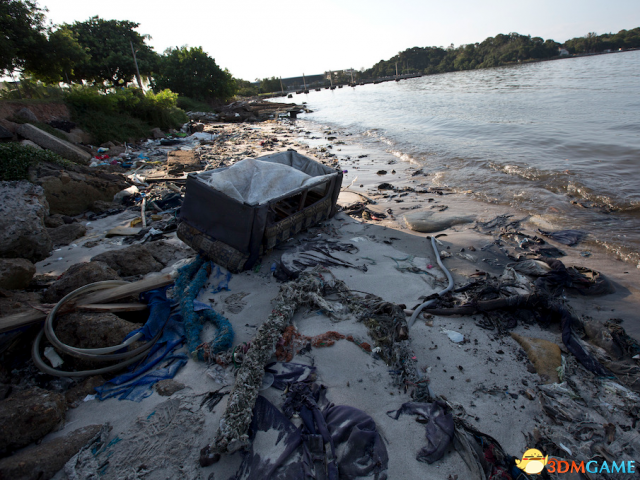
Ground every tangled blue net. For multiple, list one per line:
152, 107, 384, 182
173, 256, 234, 361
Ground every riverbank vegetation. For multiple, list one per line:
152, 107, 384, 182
363, 28, 640, 78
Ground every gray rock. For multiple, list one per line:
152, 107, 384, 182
35, 163, 129, 216
0, 258, 36, 289
91, 240, 187, 277
404, 210, 475, 233
0, 387, 66, 455
44, 214, 65, 228
16, 123, 92, 164
19, 139, 41, 149
0, 424, 102, 479
0, 181, 52, 262
150, 127, 164, 139
0, 124, 12, 140
56, 312, 138, 350
47, 223, 87, 246
43, 261, 120, 303
154, 379, 186, 396
65, 376, 105, 407
14, 107, 38, 123
91, 200, 118, 214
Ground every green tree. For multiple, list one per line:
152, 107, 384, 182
68, 16, 158, 86
0, 0, 48, 75
235, 78, 259, 97
25, 26, 90, 83
259, 76, 282, 93
154, 46, 237, 101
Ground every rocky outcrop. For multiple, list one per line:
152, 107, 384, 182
47, 223, 87, 247
34, 162, 129, 216
0, 387, 66, 456
0, 424, 102, 480
0, 259, 36, 290
16, 123, 92, 164
56, 312, 139, 350
91, 240, 188, 277
0, 181, 52, 262
43, 261, 120, 303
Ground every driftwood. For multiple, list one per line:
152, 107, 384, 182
422, 294, 538, 316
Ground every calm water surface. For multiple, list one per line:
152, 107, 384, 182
297, 51, 640, 264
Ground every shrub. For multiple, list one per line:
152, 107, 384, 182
0, 142, 69, 181
64, 86, 188, 142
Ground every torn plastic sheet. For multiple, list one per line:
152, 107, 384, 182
202, 158, 333, 205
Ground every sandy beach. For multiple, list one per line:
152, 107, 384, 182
7, 115, 633, 479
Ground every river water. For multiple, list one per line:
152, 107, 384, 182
296, 51, 640, 265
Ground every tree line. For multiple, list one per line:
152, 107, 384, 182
362, 28, 640, 79
1, 0, 241, 102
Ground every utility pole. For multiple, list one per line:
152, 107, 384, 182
329, 70, 333, 87
350, 68, 354, 84
130, 40, 143, 89
395, 62, 398, 78
303, 73, 307, 91
280, 76, 284, 94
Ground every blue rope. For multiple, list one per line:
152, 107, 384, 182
174, 257, 234, 360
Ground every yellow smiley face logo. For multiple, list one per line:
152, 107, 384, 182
515, 448, 549, 474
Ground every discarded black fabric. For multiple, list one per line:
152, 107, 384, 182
265, 362, 316, 391
154, 192, 183, 210
386, 401, 454, 464
566, 266, 615, 296
537, 229, 586, 246
235, 383, 388, 480
234, 395, 305, 480
453, 419, 530, 480
280, 240, 365, 277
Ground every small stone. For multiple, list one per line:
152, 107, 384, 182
524, 389, 536, 400
154, 379, 186, 397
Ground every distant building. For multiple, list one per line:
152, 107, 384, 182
558, 48, 570, 56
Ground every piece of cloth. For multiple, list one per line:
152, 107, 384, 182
95, 288, 187, 402
234, 382, 389, 480
387, 401, 454, 464
265, 362, 316, 391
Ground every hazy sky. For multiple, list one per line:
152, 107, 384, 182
39, 0, 640, 80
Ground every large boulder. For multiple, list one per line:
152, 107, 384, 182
56, 312, 139, 350
43, 261, 120, 303
0, 259, 36, 290
47, 223, 87, 247
0, 387, 66, 456
91, 241, 188, 277
0, 424, 102, 480
14, 107, 38, 123
0, 181, 52, 262
34, 162, 130, 216
16, 123, 92, 164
